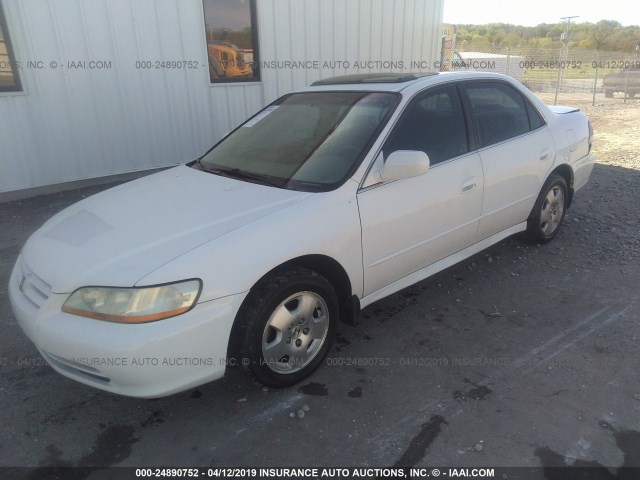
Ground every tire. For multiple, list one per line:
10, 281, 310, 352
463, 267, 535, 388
605, 89, 614, 98
235, 267, 338, 387
526, 174, 568, 244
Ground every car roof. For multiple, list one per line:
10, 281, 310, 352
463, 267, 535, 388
310, 72, 438, 86
300, 71, 517, 94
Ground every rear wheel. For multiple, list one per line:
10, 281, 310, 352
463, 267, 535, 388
605, 89, 614, 98
236, 267, 337, 387
526, 174, 568, 244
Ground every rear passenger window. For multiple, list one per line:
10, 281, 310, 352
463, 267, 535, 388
384, 86, 468, 166
465, 83, 531, 147
526, 102, 545, 130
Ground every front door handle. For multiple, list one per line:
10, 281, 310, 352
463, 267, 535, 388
460, 177, 478, 193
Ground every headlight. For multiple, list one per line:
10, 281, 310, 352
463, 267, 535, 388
62, 279, 202, 323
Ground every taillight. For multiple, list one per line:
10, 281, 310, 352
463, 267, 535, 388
588, 120, 594, 153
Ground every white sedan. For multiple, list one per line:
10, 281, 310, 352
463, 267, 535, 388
9, 72, 595, 398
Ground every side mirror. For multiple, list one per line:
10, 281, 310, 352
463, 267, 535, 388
381, 150, 430, 182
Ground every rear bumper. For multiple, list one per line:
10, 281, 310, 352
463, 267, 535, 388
572, 153, 596, 194
9, 256, 247, 398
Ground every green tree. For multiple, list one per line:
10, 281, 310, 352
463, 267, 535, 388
588, 20, 621, 51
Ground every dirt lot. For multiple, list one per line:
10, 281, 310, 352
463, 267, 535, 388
0, 98, 639, 477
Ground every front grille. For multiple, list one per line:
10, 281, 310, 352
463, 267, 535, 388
18, 258, 52, 309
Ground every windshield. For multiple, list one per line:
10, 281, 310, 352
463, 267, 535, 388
195, 91, 399, 191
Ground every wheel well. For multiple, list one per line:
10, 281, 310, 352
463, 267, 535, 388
281, 254, 358, 325
550, 164, 574, 207
282, 254, 351, 297
226, 255, 357, 361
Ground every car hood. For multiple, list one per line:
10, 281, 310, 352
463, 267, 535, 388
22, 165, 312, 293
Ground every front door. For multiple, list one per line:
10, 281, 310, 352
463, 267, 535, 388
358, 85, 484, 297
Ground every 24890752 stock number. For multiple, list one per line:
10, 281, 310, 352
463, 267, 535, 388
519, 60, 583, 69
136, 469, 199, 477
520, 60, 640, 70
135, 61, 201, 70
135, 468, 259, 478
326, 357, 391, 367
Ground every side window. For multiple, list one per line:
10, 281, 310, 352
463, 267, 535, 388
384, 86, 468, 166
465, 83, 530, 147
526, 102, 545, 130
0, 2, 22, 92
202, 0, 260, 83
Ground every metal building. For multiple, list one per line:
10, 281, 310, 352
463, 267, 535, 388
0, 0, 444, 195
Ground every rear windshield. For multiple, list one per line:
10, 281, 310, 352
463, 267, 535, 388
196, 91, 399, 192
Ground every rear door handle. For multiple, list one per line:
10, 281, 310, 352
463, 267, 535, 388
460, 177, 478, 193
540, 148, 551, 161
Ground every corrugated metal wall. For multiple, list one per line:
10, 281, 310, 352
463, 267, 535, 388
0, 0, 443, 193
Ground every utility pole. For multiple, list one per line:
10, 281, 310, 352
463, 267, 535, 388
554, 16, 578, 105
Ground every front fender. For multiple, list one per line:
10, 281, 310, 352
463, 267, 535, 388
136, 181, 363, 304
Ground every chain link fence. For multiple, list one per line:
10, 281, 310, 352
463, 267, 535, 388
440, 42, 640, 108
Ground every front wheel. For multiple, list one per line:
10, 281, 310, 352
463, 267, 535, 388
236, 267, 338, 387
526, 174, 568, 244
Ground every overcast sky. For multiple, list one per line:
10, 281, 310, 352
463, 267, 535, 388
444, 0, 640, 26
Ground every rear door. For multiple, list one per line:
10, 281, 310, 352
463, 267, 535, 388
357, 84, 484, 297
462, 81, 554, 239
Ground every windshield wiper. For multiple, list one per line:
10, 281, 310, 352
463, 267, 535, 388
225, 168, 287, 188
202, 165, 287, 189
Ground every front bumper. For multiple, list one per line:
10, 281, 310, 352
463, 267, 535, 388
9, 255, 247, 398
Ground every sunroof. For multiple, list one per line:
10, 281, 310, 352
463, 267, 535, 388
311, 72, 438, 86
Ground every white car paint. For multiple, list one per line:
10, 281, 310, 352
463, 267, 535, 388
21, 166, 312, 296
475, 125, 556, 239
358, 150, 484, 296
9, 72, 595, 397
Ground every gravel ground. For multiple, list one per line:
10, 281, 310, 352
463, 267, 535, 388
0, 99, 639, 477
